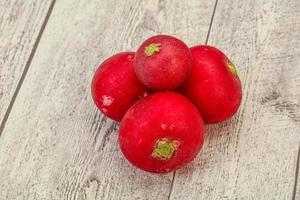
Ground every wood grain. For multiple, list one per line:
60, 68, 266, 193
170, 0, 300, 199
0, 0, 215, 199
0, 0, 53, 127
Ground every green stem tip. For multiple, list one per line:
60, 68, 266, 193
152, 139, 179, 160
144, 43, 161, 56
227, 60, 238, 77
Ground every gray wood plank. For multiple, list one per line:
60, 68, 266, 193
0, 0, 53, 127
0, 0, 215, 199
170, 0, 300, 199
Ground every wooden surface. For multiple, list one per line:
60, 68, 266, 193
0, 0, 299, 199
0, 0, 214, 199
0, 0, 54, 129
171, 0, 300, 199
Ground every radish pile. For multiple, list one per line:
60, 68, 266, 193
91, 35, 242, 173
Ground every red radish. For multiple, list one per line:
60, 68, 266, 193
181, 45, 242, 123
91, 52, 148, 121
119, 92, 205, 173
134, 35, 192, 90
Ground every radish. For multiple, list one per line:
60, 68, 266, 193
181, 45, 242, 123
91, 52, 148, 121
134, 35, 192, 90
119, 92, 205, 173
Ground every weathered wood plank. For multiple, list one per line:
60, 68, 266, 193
170, 0, 300, 199
0, 0, 53, 127
0, 0, 215, 199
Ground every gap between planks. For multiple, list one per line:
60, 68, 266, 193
205, 0, 219, 45
292, 144, 300, 200
0, 0, 57, 136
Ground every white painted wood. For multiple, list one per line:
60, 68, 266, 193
0, 0, 215, 199
170, 0, 300, 199
0, 0, 53, 123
